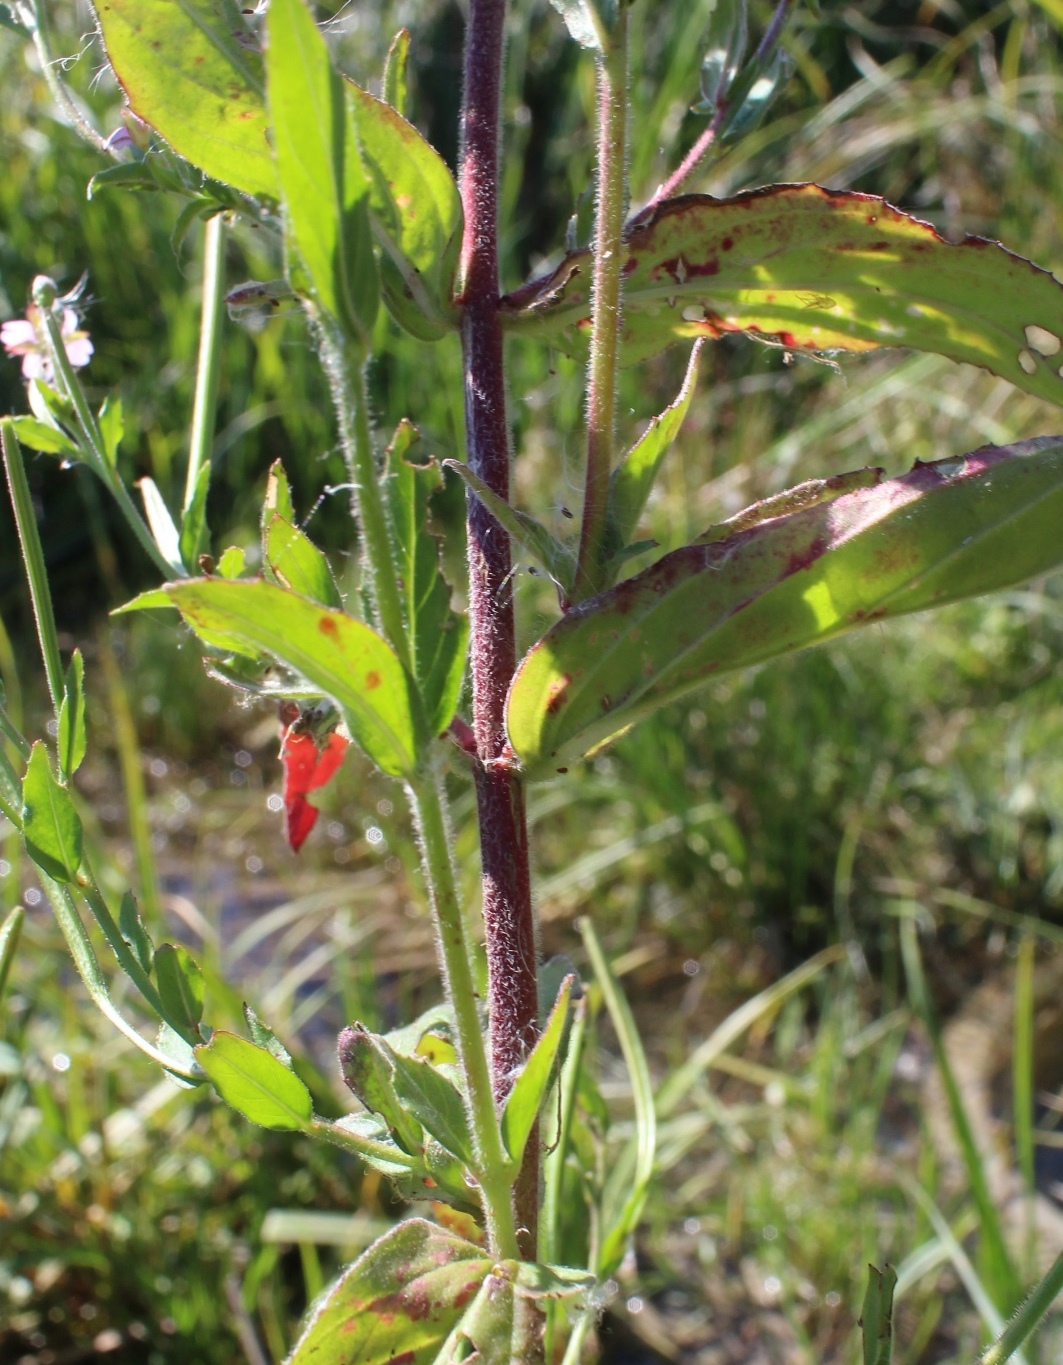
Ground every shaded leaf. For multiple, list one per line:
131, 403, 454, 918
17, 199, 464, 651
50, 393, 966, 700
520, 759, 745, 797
98, 393, 124, 467
502, 184, 1063, 404
164, 578, 423, 776
605, 341, 702, 566
195, 1030, 313, 1130
92, 0, 275, 198
57, 649, 87, 780
338, 1024, 425, 1155
267, 0, 378, 348
383, 1041, 474, 1168
384, 425, 468, 735
382, 28, 409, 115
119, 891, 155, 977
501, 975, 574, 1168
21, 742, 82, 882
0, 743, 22, 829
0, 905, 24, 1006
347, 79, 462, 340
155, 943, 205, 1042
861, 1264, 898, 1365
507, 439, 1063, 777
285, 1219, 491, 1365
265, 516, 342, 609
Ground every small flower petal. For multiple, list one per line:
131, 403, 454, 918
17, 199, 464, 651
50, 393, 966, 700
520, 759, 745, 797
1, 319, 37, 352
64, 337, 94, 369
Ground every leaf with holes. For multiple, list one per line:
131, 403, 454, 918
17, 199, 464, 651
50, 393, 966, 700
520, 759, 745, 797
285, 1219, 491, 1365
507, 438, 1063, 777
502, 184, 1063, 404
163, 578, 424, 777
91, 0, 275, 198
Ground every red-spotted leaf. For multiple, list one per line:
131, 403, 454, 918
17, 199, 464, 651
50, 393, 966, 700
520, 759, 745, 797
501, 184, 1063, 405
163, 578, 424, 777
507, 438, 1063, 777
284, 1219, 491, 1365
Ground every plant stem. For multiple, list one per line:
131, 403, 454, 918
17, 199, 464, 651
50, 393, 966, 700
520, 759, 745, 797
574, 8, 629, 600
184, 212, 226, 514
322, 334, 411, 671
35, 294, 175, 579
978, 1248, 1063, 1365
458, 0, 541, 1261
2, 420, 64, 716
29, 0, 112, 156
407, 772, 520, 1261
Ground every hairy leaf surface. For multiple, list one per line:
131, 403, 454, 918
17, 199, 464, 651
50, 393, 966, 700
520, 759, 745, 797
507, 438, 1063, 776
502, 185, 1063, 404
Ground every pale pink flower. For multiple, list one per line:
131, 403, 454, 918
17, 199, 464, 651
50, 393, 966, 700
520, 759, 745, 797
1, 302, 93, 383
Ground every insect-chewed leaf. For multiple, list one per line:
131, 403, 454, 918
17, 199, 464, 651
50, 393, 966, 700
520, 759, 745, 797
507, 438, 1063, 777
284, 1219, 491, 1365
346, 78, 462, 339
267, 0, 378, 349
164, 578, 424, 777
91, 0, 275, 199
502, 184, 1063, 405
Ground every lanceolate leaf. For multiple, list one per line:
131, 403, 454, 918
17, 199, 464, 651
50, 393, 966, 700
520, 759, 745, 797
163, 578, 423, 777
154, 943, 205, 1043
57, 649, 87, 780
502, 184, 1063, 404
284, 1219, 491, 1365
507, 438, 1063, 777
21, 742, 82, 882
92, 0, 275, 199
385, 425, 468, 736
267, 0, 378, 349
265, 516, 342, 609
347, 80, 463, 340
501, 975, 574, 1168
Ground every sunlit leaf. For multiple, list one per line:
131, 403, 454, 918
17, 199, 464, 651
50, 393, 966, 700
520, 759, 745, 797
119, 891, 155, 977
265, 516, 341, 608
164, 578, 423, 777
347, 78, 462, 340
4, 416, 79, 459
21, 742, 82, 882
243, 1003, 294, 1068
0, 906, 25, 1006
548, 0, 605, 48
57, 649, 86, 780
507, 438, 1063, 777
98, 393, 124, 468
92, 0, 276, 198
435, 1261, 593, 1364
139, 477, 185, 573
285, 1219, 491, 1365
501, 975, 574, 1168
266, 0, 378, 348
338, 1024, 425, 1156
382, 28, 410, 115
179, 462, 211, 571
195, 1030, 313, 1130
154, 943, 205, 1043
502, 184, 1063, 404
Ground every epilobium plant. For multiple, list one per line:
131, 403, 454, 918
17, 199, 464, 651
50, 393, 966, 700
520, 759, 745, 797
5, 0, 1063, 1359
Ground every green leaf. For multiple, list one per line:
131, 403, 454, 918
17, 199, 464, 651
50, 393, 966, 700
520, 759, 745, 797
139, 477, 185, 573
605, 341, 702, 566
164, 578, 423, 776
860, 1264, 898, 1365
385, 424, 468, 735
111, 587, 175, 615
383, 1041, 474, 1168
244, 1003, 293, 1068
21, 742, 82, 883
444, 458, 579, 597
501, 975, 574, 1168
261, 459, 296, 534
57, 649, 87, 780
382, 28, 409, 115
154, 943, 205, 1042
347, 78, 462, 340
119, 891, 155, 977
87, 161, 161, 199
98, 393, 124, 468
4, 416, 80, 459
285, 1219, 491, 1365
0, 743, 22, 829
338, 1024, 425, 1156
507, 438, 1063, 778
502, 184, 1063, 404
267, 0, 379, 349
179, 462, 212, 571
435, 1261, 591, 1365
195, 1030, 313, 1130
92, 0, 276, 198
0, 906, 24, 1007
264, 516, 342, 609
217, 545, 247, 578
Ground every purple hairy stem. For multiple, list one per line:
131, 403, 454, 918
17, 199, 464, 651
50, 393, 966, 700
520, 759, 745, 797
458, 0, 540, 1259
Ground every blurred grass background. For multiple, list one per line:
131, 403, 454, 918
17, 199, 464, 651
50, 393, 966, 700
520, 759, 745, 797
3, 0, 1063, 1361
